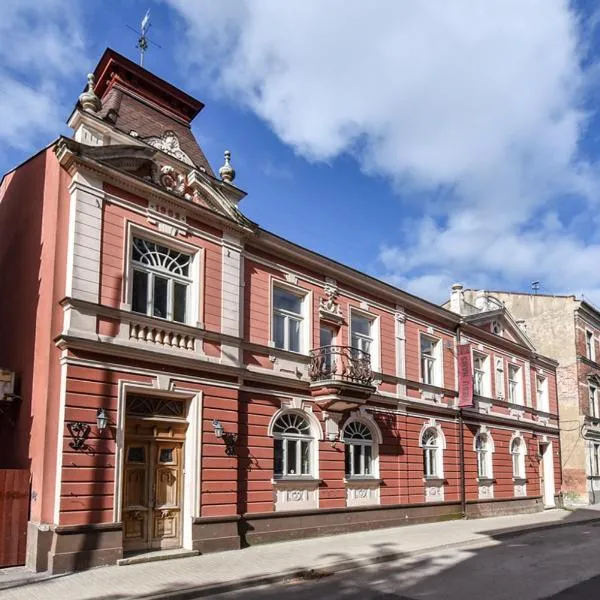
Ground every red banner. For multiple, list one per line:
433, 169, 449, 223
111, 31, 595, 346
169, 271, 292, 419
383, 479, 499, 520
458, 343, 473, 407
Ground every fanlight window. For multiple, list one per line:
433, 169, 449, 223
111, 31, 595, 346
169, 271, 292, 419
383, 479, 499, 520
131, 237, 192, 323
344, 421, 374, 477
422, 428, 440, 478
272, 413, 313, 478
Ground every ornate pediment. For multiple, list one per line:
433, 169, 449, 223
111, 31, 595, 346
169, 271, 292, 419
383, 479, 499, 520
143, 131, 194, 167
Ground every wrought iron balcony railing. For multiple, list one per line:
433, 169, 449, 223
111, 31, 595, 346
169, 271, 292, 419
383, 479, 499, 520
309, 345, 373, 386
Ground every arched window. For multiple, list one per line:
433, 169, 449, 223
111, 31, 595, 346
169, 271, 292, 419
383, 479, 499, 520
131, 237, 192, 322
475, 433, 492, 479
272, 412, 313, 478
343, 421, 375, 477
422, 428, 440, 478
511, 437, 526, 479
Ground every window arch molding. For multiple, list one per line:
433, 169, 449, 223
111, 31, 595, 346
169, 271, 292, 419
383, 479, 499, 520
418, 419, 446, 479
418, 420, 447, 450
341, 412, 382, 478
342, 412, 383, 445
509, 431, 527, 480
473, 427, 495, 479
267, 408, 323, 440
268, 408, 322, 479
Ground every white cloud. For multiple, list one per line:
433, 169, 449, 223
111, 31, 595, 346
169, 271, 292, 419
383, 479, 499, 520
167, 0, 598, 303
0, 0, 87, 154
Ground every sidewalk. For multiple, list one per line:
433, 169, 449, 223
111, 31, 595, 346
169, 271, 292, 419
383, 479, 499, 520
2, 507, 600, 600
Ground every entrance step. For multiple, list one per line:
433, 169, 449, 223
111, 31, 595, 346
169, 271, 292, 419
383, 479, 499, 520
118, 548, 199, 566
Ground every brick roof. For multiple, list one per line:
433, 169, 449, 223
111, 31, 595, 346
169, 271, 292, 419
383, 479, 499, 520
98, 87, 215, 176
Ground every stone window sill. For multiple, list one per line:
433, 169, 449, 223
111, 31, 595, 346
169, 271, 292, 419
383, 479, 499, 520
423, 477, 446, 484
271, 477, 321, 485
344, 477, 382, 485
513, 477, 528, 484
477, 477, 496, 484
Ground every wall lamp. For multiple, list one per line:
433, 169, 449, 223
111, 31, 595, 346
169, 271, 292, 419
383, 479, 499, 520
212, 419, 238, 456
68, 408, 110, 451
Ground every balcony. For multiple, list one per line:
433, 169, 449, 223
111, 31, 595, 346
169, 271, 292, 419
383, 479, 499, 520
308, 346, 376, 411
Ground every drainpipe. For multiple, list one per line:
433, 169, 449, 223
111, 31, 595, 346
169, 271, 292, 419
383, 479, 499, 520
456, 320, 467, 518
459, 407, 466, 518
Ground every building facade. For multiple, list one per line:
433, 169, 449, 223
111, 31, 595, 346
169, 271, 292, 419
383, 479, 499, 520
450, 288, 600, 506
0, 50, 562, 574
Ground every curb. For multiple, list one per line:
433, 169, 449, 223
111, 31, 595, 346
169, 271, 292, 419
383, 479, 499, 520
137, 514, 600, 600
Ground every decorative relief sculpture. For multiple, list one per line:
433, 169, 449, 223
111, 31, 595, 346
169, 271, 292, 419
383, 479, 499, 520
145, 131, 195, 166
319, 283, 343, 325
158, 165, 186, 195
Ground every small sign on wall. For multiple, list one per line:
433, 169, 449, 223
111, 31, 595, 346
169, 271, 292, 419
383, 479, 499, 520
458, 344, 473, 407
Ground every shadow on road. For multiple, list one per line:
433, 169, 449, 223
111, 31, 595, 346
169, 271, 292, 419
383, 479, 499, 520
3, 509, 600, 599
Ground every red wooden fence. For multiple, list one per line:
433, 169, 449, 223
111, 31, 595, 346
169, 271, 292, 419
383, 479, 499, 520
0, 469, 29, 567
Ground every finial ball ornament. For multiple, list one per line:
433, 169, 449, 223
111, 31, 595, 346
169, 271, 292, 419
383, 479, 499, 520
78, 73, 102, 113
219, 150, 236, 183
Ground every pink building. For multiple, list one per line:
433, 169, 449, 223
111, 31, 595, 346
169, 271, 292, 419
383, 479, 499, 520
0, 49, 562, 573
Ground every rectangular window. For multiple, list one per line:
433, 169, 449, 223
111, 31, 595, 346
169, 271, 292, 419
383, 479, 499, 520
591, 443, 600, 477
351, 313, 373, 355
590, 385, 598, 418
508, 364, 522, 404
130, 237, 191, 323
273, 286, 304, 352
274, 438, 311, 477
495, 358, 505, 399
477, 451, 488, 479
536, 376, 548, 412
473, 353, 488, 397
587, 330, 595, 361
420, 336, 439, 386
423, 447, 438, 478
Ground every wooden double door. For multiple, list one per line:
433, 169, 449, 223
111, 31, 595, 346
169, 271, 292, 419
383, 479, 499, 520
123, 435, 184, 552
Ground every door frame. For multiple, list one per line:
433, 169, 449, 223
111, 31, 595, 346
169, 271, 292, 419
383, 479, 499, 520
114, 381, 202, 550
539, 439, 556, 508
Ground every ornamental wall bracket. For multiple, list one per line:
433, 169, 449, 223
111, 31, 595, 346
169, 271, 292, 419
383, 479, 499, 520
319, 284, 344, 324
144, 131, 194, 167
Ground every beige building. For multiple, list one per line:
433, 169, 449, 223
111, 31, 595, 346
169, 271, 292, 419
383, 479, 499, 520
445, 285, 600, 506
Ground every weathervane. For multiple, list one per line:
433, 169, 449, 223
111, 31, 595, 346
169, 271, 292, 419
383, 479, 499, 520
127, 9, 161, 67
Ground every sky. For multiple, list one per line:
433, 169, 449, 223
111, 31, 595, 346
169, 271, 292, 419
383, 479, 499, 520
2, 0, 600, 305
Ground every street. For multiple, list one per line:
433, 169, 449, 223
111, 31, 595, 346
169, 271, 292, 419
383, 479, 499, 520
206, 524, 600, 600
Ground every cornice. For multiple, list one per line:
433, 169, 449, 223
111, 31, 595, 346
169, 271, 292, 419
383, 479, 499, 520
252, 230, 460, 328
54, 137, 255, 237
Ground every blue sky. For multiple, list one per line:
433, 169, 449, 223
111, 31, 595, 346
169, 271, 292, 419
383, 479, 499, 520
2, 1, 600, 304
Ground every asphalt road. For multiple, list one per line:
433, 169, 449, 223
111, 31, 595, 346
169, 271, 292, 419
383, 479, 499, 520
204, 523, 600, 600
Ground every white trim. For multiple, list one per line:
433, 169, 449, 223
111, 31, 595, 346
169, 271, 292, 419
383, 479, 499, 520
53, 361, 68, 525
114, 380, 202, 550
270, 277, 312, 354
104, 193, 223, 247
418, 419, 446, 479
268, 407, 322, 480
472, 350, 491, 397
123, 221, 205, 328
341, 411, 382, 479
419, 332, 443, 387
349, 306, 381, 372
541, 440, 556, 507
62, 356, 240, 389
